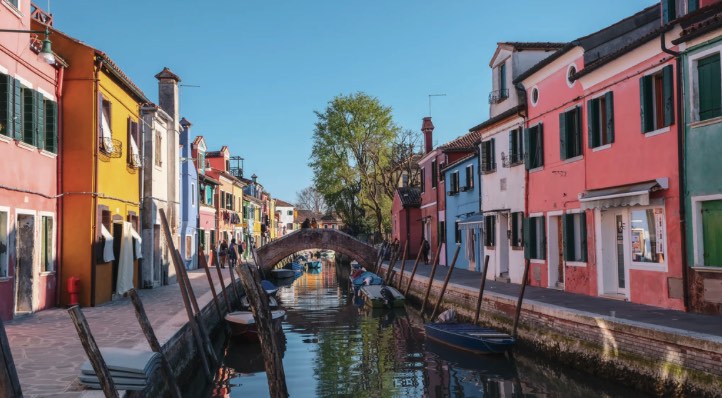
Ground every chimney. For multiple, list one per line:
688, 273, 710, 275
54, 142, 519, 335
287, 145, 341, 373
155, 67, 181, 125
180, 117, 192, 158
421, 117, 434, 154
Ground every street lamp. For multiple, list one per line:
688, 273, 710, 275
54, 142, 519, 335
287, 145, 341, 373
0, 27, 55, 65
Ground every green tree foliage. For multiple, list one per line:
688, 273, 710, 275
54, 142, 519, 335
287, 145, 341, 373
310, 92, 401, 239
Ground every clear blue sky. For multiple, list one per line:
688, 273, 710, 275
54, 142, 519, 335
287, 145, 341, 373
46, 0, 656, 203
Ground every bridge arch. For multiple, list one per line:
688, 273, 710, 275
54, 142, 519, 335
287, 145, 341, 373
255, 229, 377, 271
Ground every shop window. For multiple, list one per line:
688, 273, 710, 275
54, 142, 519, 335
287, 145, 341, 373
630, 208, 666, 264
0, 210, 7, 277
524, 123, 544, 170
481, 138, 496, 173
559, 106, 582, 160
525, 216, 546, 260
640, 66, 674, 133
696, 53, 721, 122
588, 92, 615, 148
563, 212, 587, 262
484, 215, 496, 247
510, 212, 524, 248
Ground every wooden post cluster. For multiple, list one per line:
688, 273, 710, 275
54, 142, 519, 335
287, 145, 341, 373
512, 259, 531, 338
387, 241, 408, 286
67, 306, 119, 398
380, 246, 398, 283
431, 244, 461, 320
396, 241, 419, 289
420, 243, 444, 314
199, 249, 224, 319
0, 317, 23, 398
212, 251, 232, 311
474, 255, 491, 325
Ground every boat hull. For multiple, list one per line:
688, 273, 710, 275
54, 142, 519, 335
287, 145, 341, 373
424, 323, 515, 355
359, 285, 405, 308
226, 310, 286, 342
271, 269, 295, 279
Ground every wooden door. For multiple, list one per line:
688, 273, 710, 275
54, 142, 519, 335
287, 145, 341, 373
15, 215, 34, 313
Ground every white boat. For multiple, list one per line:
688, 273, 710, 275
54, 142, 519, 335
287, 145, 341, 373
225, 310, 286, 340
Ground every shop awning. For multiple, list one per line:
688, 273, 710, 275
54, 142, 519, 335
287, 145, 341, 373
458, 213, 484, 230
579, 179, 667, 210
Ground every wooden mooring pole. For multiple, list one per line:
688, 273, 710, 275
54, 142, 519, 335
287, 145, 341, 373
512, 259, 531, 338
431, 244, 461, 320
237, 264, 288, 398
199, 249, 224, 319
212, 251, 232, 311
420, 243, 444, 315
0, 317, 22, 398
474, 255, 491, 325
373, 242, 388, 274
387, 241, 407, 286
403, 242, 426, 296
380, 246, 398, 284
67, 306, 119, 398
128, 289, 182, 398
396, 241, 418, 289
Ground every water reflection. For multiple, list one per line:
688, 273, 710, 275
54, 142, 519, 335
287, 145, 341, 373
212, 259, 643, 398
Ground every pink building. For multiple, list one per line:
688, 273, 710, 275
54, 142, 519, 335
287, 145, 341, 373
0, 2, 63, 321
391, 187, 422, 259
517, 3, 685, 310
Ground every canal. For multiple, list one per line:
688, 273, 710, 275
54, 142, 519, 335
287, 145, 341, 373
209, 259, 647, 397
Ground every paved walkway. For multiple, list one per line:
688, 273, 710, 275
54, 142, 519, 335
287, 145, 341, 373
383, 260, 722, 340
5, 266, 237, 398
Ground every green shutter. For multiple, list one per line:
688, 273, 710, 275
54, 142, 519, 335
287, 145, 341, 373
698, 54, 722, 121
689, 0, 699, 12
605, 91, 615, 144
559, 112, 567, 160
35, 91, 44, 151
490, 138, 496, 170
523, 217, 531, 259
13, 78, 21, 139
539, 216, 546, 260
509, 131, 515, 163
580, 211, 587, 262
0, 74, 11, 136
538, 123, 544, 167
481, 141, 488, 171
45, 100, 57, 153
562, 214, 571, 261
663, 65, 675, 127
523, 128, 531, 169
22, 88, 35, 145
640, 75, 653, 133
587, 98, 596, 148
662, 0, 676, 23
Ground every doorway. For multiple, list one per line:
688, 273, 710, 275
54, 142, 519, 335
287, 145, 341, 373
153, 224, 161, 286
547, 215, 564, 289
600, 209, 627, 297
498, 213, 510, 280
15, 214, 34, 314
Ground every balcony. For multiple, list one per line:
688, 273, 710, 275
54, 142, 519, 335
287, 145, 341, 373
488, 89, 509, 104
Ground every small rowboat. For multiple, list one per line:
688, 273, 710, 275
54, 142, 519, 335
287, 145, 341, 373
359, 285, 405, 308
271, 268, 295, 279
284, 261, 304, 272
305, 260, 322, 269
260, 280, 278, 297
225, 310, 286, 341
424, 323, 515, 355
240, 295, 279, 310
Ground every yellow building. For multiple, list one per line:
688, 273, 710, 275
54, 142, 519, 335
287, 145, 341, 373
47, 27, 148, 306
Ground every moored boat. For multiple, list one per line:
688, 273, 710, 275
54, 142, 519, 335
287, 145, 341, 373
305, 260, 322, 269
424, 323, 515, 355
359, 285, 405, 308
350, 271, 383, 288
284, 261, 304, 272
271, 268, 295, 279
260, 280, 279, 297
225, 310, 286, 341
240, 295, 279, 310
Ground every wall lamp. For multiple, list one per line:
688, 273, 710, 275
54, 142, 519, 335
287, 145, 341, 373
0, 27, 55, 64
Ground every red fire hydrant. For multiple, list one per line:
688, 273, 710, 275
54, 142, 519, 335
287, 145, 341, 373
67, 277, 81, 306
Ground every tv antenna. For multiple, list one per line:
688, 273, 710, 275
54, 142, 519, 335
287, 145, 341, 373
428, 94, 446, 116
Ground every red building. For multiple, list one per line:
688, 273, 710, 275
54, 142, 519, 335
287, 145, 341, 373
0, 2, 62, 320
517, 3, 685, 310
391, 187, 422, 258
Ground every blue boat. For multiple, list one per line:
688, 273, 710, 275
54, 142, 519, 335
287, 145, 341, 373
424, 323, 515, 355
260, 280, 278, 297
284, 261, 304, 272
305, 260, 322, 269
350, 271, 383, 288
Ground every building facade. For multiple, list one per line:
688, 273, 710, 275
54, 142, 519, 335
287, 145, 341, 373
275, 199, 295, 236
391, 188, 422, 259
179, 118, 198, 272
443, 155, 482, 271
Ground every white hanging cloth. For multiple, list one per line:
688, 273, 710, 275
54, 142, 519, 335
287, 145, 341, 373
130, 226, 142, 259
100, 224, 115, 263
101, 111, 114, 152
116, 222, 134, 295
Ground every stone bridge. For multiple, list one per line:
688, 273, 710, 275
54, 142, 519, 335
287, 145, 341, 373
255, 229, 377, 270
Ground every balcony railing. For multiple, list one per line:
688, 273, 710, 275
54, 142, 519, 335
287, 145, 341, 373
31, 3, 53, 26
100, 137, 122, 158
488, 89, 509, 104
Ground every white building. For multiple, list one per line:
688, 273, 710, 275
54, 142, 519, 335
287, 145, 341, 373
275, 199, 295, 236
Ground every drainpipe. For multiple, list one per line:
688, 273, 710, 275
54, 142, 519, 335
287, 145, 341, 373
55, 65, 65, 307
661, 29, 690, 311
90, 58, 104, 306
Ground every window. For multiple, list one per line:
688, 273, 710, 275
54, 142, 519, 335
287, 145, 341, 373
563, 212, 587, 262
455, 221, 461, 244
41, 216, 54, 272
155, 131, 163, 166
484, 215, 495, 247
205, 185, 213, 205
0, 210, 7, 277
524, 123, 544, 170
100, 97, 114, 154
499, 62, 508, 100
438, 221, 445, 242
559, 106, 582, 160
511, 212, 524, 248
198, 229, 206, 251
701, 200, 722, 267
22, 87, 42, 146
191, 183, 195, 206
531, 87, 539, 106
127, 118, 140, 168
431, 160, 437, 189
197, 151, 205, 172
401, 173, 409, 187
640, 65, 674, 133
525, 216, 546, 260
567, 65, 577, 87
662, 0, 676, 23
465, 164, 474, 190
44, 99, 57, 153
439, 162, 445, 181
287, 210, 293, 216
420, 168, 426, 193
696, 53, 721, 121
509, 129, 524, 165
220, 190, 225, 208
587, 92, 615, 148
481, 138, 496, 173
7, 0, 19, 9
688, 0, 699, 12
185, 235, 192, 260
630, 208, 665, 264
0, 74, 13, 137
449, 171, 460, 195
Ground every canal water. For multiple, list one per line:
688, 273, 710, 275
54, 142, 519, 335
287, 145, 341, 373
210, 259, 646, 397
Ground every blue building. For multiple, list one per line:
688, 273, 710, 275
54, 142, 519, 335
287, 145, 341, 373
179, 118, 199, 271
443, 154, 483, 271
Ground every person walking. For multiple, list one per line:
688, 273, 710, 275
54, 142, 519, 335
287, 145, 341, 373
302, 218, 311, 229
422, 238, 430, 265
228, 238, 239, 268
219, 239, 228, 268
311, 218, 318, 229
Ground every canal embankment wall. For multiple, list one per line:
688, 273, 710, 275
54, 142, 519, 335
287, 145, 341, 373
385, 263, 722, 397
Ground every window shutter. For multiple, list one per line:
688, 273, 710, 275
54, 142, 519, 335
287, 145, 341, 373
605, 91, 615, 144
587, 98, 596, 148
35, 91, 45, 150
538, 123, 545, 167
523, 128, 531, 169
490, 138, 496, 170
662, 0, 676, 23
23, 88, 36, 145
559, 112, 567, 160
45, 100, 57, 153
0, 74, 11, 136
480, 141, 487, 171
663, 65, 675, 127
539, 216, 546, 260
469, 165, 474, 188
12, 78, 21, 140
640, 75, 652, 133
508, 131, 515, 163
562, 214, 572, 261
574, 106, 582, 155
511, 212, 518, 246
524, 217, 532, 259
698, 54, 722, 121
689, 0, 699, 12
580, 211, 587, 262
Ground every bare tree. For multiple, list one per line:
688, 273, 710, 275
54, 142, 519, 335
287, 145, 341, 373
295, 186, 328, 214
